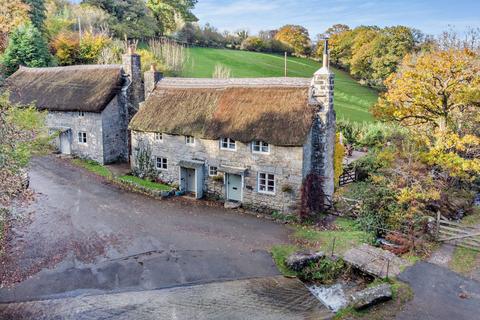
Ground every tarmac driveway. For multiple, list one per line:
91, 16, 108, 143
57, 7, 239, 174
397, 262, 480, 320
0, 156, 293, 302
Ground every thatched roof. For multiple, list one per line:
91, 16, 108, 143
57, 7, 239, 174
4, 65, 124, 112
129, 78, 314, 146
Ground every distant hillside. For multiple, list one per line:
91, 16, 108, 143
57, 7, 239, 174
182, 47, 378, 122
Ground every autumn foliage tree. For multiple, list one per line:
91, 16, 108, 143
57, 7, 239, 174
0, 0, 30, 51
275, 24, 311, 56
373, 49, 480, 180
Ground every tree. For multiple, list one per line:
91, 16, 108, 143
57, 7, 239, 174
0, 92, 46, 209
373, 49, 480, 179
2, 23, 52, 75
23, 0, 47, 30
370, 26, 418, 84
374, 49, 480, 130
240, 36, 265, 52
146, 0, 198, 35
82, 0, 159, 38
275, 24, 311, 56
0, 0, 30, 51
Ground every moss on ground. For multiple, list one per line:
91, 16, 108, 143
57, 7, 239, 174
119, 175, 172, 191
270, 244, 299, 277
449, 246, 479, 275
72, 158, 112, 178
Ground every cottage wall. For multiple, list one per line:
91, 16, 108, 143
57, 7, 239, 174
46, 110, 104, 163
131, 131, 305, 213
101, 94, 129, 163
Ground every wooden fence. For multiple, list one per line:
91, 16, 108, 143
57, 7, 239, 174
436, 213, 480, 251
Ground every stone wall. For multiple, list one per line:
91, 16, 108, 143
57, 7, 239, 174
101, 94, 129, 163
131, 131, 306, 213
308, 69, 336, 199
46, 94, 129, 164
46, 110, 104, 163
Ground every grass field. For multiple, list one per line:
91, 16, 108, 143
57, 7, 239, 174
182, 47, 378, 122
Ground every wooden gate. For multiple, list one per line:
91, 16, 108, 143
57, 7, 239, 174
436, 213, 480, 251
339, 167, 357, 186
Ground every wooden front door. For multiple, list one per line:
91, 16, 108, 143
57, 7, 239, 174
227, 174, 242, 202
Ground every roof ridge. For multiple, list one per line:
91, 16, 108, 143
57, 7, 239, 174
19, 64, 122, 72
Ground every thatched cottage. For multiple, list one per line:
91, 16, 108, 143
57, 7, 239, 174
129, 48, 336, 213
4, 49, 144, 164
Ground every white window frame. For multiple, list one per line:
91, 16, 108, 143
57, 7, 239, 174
78, 131, 87, 144
154, 132, 163, 141
258, 172, 275, 195
209, 166, 218, 176
220, 137, 236, 151
78, 111, 85, 117
185, 135, 195, 145
252, 141, 270, 154
156, 157, 168, 170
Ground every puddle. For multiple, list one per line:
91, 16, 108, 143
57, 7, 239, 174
308, 284, 348, 312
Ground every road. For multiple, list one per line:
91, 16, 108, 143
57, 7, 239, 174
0, 156, 332, 319
397, 262, 480, 320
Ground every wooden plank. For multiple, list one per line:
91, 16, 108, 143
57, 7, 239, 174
439, 220, 478, 229
440, 237, 480, 246
439, 224, 479, 234
439, 232, 480, 242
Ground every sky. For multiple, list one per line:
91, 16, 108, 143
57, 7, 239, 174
193, 0, 480, 37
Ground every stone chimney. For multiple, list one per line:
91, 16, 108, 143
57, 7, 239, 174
308, 38, 336, 201
144, 64, 163, 100
122, 46, 144, 119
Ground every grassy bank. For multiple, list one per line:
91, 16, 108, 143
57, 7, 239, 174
183, 47, 378, 123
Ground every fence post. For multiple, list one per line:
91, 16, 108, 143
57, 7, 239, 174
436, 211, 441, 240
386, 259, 390, 280
331, 237, 336, 257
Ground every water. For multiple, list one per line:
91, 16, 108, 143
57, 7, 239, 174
308, 284, 349, 312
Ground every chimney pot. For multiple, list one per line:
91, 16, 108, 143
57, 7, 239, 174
150, 63, 157, 72
128, 46, 134, 55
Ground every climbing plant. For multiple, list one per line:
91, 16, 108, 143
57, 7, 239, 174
132, 139, 156, 180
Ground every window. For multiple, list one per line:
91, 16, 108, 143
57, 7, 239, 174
78, 131, 87, 143
156, 157, 168, 170
258, 172, 275, 194
78, 111, 85, 117
185, 136, 195, 145
209, 166, 218, 176
252, 141, 270, 153
154, 132, 163, 141
220, 138, 236, 150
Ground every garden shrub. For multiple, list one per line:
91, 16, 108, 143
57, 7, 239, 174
334, 133, 346, 187
337, 119, 407, 148
299, 257, 346, 283
132, 139, 156, 181
240, 36, 265, 52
